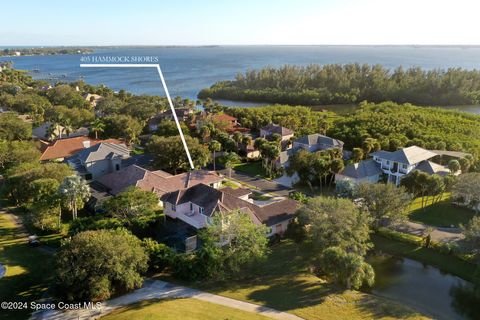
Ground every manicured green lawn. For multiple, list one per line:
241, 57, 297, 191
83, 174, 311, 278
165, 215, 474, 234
233, 161, 265, 177
408, 193, 476, 227
101, 298, 271, 320
164, 241, 426, 320
0, 213, 53, 320
372, 234, 476, 282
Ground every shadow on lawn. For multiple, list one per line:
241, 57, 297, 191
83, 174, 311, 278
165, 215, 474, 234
0, 214, 53, 320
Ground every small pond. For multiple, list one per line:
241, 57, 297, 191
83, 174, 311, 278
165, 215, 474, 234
368, 255, 478, 320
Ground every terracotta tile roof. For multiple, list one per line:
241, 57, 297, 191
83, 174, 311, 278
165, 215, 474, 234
39, 136, 122, 161
97, 165, 223, 198
213, 113, 237, 122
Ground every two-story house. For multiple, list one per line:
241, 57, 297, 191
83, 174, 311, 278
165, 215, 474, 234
161, 183, 298, 237
336, 146, 451, 185
65, 142, 131, 180
370, 146, 440, 185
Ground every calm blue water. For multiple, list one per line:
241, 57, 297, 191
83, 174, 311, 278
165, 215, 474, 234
3, 46, 480, 101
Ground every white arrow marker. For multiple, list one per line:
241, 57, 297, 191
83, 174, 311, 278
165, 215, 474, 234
80, 63, 194, 170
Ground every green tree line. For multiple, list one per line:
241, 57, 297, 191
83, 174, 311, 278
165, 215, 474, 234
199, 64, 480, 106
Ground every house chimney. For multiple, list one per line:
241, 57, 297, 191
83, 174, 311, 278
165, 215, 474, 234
82, 140, 91, 148
185, 171, 191, 188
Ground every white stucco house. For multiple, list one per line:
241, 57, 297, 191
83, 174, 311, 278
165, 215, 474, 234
336, 146, 452, 185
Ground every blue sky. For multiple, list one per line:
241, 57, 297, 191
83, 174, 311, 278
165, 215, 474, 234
2, 0, 480, 45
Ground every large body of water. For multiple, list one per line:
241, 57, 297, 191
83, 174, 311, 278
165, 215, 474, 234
2, 46, 480, 112
2, 46, 479, 317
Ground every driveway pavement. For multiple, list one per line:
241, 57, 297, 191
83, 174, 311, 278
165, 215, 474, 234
396, 221, 464, 243
31, 280, 302, 320
219, 169, 292, 197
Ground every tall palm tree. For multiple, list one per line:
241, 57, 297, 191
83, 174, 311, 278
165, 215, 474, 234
209, 140, 222, 172
90, 118, 105, 139
58, 175, 91, 220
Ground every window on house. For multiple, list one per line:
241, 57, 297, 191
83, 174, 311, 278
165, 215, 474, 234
386, 160, 390, 165
115, 164, 120, 171
402, 164, 408, 169
85, 173, 92, 180
190, 202, 193, 211
199, 207, 204, 214
171, 204, 176, 212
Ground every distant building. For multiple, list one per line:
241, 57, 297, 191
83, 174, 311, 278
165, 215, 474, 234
196, 112, 250, 134
260, 124, 294, 142
277, 133, 344, 169
336, 146, 453, 185
38, 136, 122, 162
65, 142, 131, 180
162, 108, 194, 121
83, 93, 103, 107
32, 122, 89, 141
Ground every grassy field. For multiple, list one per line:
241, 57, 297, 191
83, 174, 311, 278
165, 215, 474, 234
408, 193, 475, 227
372, 234, 476, 282
163, 240, 427, 320
233, 161, 265, 177
0, 213, 53, 320
101, 298, 271, 320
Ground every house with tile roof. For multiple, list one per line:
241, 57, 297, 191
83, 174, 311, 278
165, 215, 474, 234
160, 183, 298, 236
260, 124, 294, 142
196, 112, 250, 134
65, 142, 131, 180
336, 146, 452, 185
94, 164, 223, 202
277, 133, 345, 168
39, 136, 122, 161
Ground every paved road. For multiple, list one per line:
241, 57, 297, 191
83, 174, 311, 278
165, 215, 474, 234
32, 280, 302, 320
396, 221, 464, 243
219, 169, 292, 197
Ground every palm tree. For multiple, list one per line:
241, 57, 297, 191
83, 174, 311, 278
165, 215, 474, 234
223, 152, 240, 178
90, 118, 105, 139
232, 131, 243, 148
209, 140, 222, 172
330, 158, 345, 185
63, 120, 73, 137
46, 121, 64, 140
58, 175, 91, 220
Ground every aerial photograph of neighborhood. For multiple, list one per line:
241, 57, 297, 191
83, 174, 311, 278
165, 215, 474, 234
1, 1, 480, 319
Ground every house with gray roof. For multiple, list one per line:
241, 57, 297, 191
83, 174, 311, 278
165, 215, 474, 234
161, 183, 298, 237
260, 124, 294, 141
276, 133, 344, 169
65, 142, 131, 180
335, 159, 383, 184
293, 134, 344, 152
336, 146, 452, 186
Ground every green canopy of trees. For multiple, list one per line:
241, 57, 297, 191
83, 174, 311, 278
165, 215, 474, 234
199, 64, 480, 106
55, 229, 148, 301
329, 101, 480, 154
298, 197, 372, 255
147, 135, 211, 173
